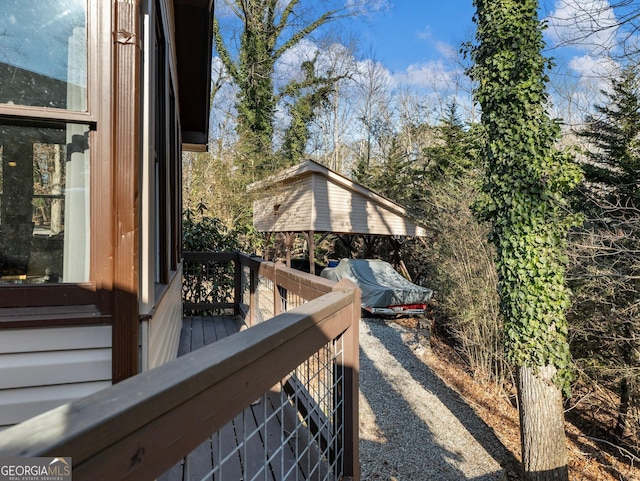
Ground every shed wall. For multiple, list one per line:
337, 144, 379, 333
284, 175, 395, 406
253, 176, 314, 232
315, 177, 425, 236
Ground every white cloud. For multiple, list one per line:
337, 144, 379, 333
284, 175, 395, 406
392, 61, 459, 90
546, 0, 619, 54
568, 53, 618, 79
434, 41, 457, 61
352, 58, 394, 87
417, 26, 432, 41
345, 0, 390, 14
274, 38, 320, 82
548, 53, 619, 122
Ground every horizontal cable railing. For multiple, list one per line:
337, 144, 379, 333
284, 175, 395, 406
0, 252, 360, 481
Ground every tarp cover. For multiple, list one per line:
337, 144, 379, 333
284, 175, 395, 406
321, 259, 433, 308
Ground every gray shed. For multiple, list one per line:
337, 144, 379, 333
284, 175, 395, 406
248, 160, 429, 274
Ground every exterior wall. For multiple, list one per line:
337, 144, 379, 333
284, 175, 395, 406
253, 176, 314, 232
0, 325, 112, 429
146, 266, 183, 370
314, 176, 426, 236
0, 0, 212, 430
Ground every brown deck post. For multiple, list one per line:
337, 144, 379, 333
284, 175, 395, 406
273, 261, 283, 316
284, 232, 293, 268
112, 0, 141, 383
263, 232, 272, 261
333, 278, 361, 480
234, 252, 242, 316
249, 262, 257, 327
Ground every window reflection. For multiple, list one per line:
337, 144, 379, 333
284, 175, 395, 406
0, 124, 90, 284
0, 0, 87, 110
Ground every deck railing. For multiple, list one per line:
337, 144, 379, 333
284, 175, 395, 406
0, 252, 360, 481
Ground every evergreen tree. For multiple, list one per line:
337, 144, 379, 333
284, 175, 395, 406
422, 101, 474, 183
570, 65, 640, 441
369, 137, 413, 205
579, 65, 640, 203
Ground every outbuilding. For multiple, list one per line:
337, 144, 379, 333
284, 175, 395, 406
248, 159, 430, 274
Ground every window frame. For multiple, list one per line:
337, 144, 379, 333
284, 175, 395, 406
151, 0, 182, 291
0, 0, 113, 311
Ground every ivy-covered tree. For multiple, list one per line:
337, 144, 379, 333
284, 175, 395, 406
213, 0, 348, 178
468, 1, 582, 479
279, 58, 339, 166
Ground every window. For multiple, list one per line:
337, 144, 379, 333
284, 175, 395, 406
152, 3, 181, 287
0, 1, 87, 110
0, 0, 90, 285
0, 124, 90, 283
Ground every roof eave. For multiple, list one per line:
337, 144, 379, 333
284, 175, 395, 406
174, 0, 214, 149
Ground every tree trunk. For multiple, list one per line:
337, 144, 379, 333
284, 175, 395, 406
517, 364, 569, 481
615, 377, 630, 439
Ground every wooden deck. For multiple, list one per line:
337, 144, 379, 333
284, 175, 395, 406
159, 316, 333, 481
0, 254, 359, 481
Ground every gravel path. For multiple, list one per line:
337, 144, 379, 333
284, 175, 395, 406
358, 317, 509, 480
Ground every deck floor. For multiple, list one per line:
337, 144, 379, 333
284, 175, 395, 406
159, 316, 330, 481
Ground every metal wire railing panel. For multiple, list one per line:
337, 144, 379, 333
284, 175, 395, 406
171, 253, 356, 481
169, 334, 344, 481
182, 257, 235, 315
255, 274, 275, 323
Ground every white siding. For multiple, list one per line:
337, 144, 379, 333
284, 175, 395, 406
319, 178, 426, 236
0, 325, 111, 353
0, 381, 111, 427
253, 176, 313, 232
146, 269, 183, 370
250, 161, 429, 237
0, 325, 112, 428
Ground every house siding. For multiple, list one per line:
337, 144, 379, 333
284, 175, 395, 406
147, 267, 183, 370
0, 325, 112, 428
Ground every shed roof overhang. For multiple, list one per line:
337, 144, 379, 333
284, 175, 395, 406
174, 0, 213, 151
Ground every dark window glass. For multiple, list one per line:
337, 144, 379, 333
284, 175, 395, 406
0, 123, 90, 284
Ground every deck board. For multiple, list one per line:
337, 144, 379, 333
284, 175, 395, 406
159, 315, 322, 481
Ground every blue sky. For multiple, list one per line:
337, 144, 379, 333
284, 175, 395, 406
348, 1, 612, 82
352, 1, 476, 73
342, 0, 627, 121
213, 1, 629, 126
215, 1, 606, 86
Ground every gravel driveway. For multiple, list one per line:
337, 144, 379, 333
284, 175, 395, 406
358, 317, 510, 480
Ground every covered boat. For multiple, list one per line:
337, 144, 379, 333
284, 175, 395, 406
320, 259, 433, 315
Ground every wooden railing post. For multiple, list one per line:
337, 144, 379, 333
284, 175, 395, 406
234, 252, 242, 316
249, 262, 257, 327
332, 279, 361, 481
273, 261, 284, 316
